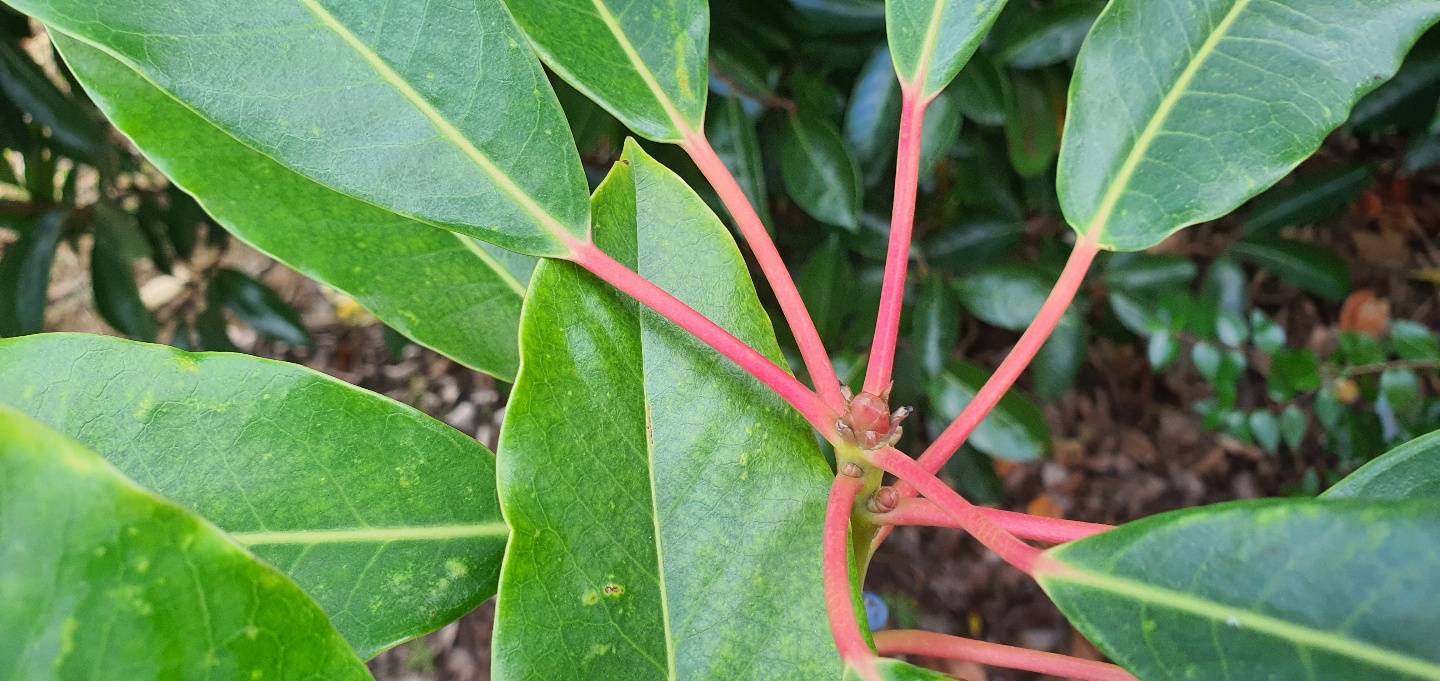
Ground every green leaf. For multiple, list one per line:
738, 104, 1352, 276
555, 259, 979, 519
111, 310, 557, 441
1231, 238, 1351, 302
913, 273, 959, 378
0, 209, 62, 337
991, 0, 1102, 69
952, 52, 1008, 126
707, 94, 771, 226
90, 210, 158, 341
1340, 331, 1389, 367
1270, 348, 1322, 398
799, 234, 857, 346
782, 108, 864, 230
0, 333, 505, 658
1381, 368, 1424, 419
1004, 69, 1060, 178
1350, 35, 1440, 132
1040, 499, 1440, 681
1281, 404, 1308, 451
921, 212, 1022, 273
955, 263, 1048, 331
0, 406, 371, 680
1251, 309, 1287, 355
919, 92, 963, 177
1245, 164, 1375, 237
1032, 313, 1085, 399
1059, 0, 1440, 251
21, 0, 590, 255
1102, 253, 1197, 294
929, 360, 1051, 461
1390, 320, 1440, 361
54, 34, 529, 380
494, 141, 837, 679
1192, 342, 1224, 382
0, 38, 106, 161
506, 0, 708, 143
1249, 410, 1281, 454
209, 268, 313, 348
885, 0, 1009, 99
1203, 256, 1249, 316
846, 47, 904, 184
1148, 330, 1180, 371
1325, 428, 1440, 500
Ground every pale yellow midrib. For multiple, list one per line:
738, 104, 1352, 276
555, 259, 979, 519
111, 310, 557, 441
1049, 566, 1440, 679
1082, 0, 1253, 237
296, 0, 573, 241
230, 522, 509, 546
908, 0, 949, 95
456, 235, 527, 296
590, 0, 694, 138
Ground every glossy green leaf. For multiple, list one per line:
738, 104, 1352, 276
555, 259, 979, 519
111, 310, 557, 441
1350, 35, 1440, 132
1249, 410, 1281, 453
1032, 314, 1085, 399
55, 35, 529, 380
1325, 429, 1440, 500
1270, 347, 1322, 398
919, 92, 963, 177
90, 211, 157, 341
494, 141, 837, 679
1231, 237, 1351, 301
18, 0, 590, 255
0, 38, 105, 161
954, 263, 1049, 331
991, 0, 1102, 69
846, 47, 903, 184
1245, 164, 1375, 237
1059, 0, 1440, 251
505, 0, 708, 143
952, 52, 1008, 126
1280, 404, 1308, 450
782, 108, 863, 230
0, 333, 506, 658
209, 268, 313, 348
0, 209, 63, 337
1148, 330, 1180, 371
1391, 320, 1440, 361
707, 94, 771, 226
1103, 253, 1198, 294
930, 360, 1051, 461
886, 0, 1008, 99
1041, 499, 1440, 681
800, 234, 857, 346
921, 212, 1022, 273
1004, 69, 1060, 178
914, 273, 960, 378
0, 406, 371, 680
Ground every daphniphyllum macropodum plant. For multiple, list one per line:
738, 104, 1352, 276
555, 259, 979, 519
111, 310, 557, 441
3, 1, 1440, 680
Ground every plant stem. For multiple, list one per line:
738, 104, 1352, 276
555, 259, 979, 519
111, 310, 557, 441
824, 473, 874, 664
863, 92, 929, 396
873, 630, 1136, 681
914, 235, 1101, 476
683, 133, 847, 413
869, 448, 1041, 574
872, 498, 1112, 545
570, 242, 836, 436
1340, 358, 1440, 378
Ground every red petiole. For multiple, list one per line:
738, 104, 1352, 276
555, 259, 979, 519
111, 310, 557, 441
872, 498, 1112, 545
874, 630, 1137, 681
863, 89, 929, 396
824, 472, 874, 665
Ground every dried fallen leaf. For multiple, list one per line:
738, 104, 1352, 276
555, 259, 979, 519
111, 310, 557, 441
1338, 289, 1390, 338
1026, 493, 1064, 519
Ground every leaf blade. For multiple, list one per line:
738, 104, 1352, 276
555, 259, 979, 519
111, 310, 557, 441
1060, 0, 1440, 251
0, 406, 371, 680
13, 0, 589, 254
1325, 429, 1440, 500
886, 0, 1009, 99
0, 333, 506, 658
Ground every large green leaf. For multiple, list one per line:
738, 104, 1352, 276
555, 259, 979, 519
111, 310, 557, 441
494, 141, 838, 679
885, 0, 1009, 100
54, 33, 529, 380
0, 406, 371, 680
782, 108, 863, 230
1326, 429, 1440, 500
505, 0, 708, 143
1040, 499, 1440, 680
0, 333, 505, 658
844, 658, 953, 680
1059, 0, 1440, 251
12, 0, 589, 255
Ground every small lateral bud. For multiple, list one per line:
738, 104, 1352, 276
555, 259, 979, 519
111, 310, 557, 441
867, 486, 898, 513
840, 462, 865, 478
